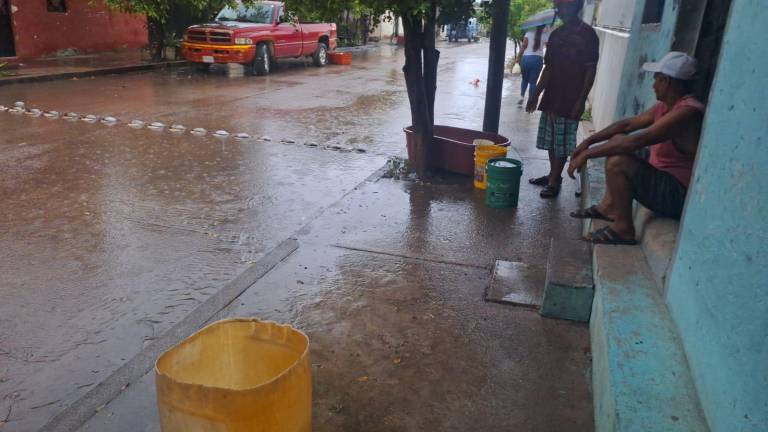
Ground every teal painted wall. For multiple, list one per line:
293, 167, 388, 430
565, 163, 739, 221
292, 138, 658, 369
614, 0, 679, 119
667, 2, 768, 431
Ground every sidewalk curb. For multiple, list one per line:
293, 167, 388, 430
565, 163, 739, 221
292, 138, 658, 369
335, 42, 390, 53
0, 60, 187, 87
1, 43, 383, 86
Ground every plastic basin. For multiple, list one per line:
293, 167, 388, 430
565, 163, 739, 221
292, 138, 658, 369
329, 52, 352, 65
404, 125, 509, 175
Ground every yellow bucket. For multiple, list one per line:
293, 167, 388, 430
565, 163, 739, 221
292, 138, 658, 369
155, 318, 311, 432
474, 140, 507, 189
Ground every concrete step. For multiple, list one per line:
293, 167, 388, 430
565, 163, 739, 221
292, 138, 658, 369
591, 243, 709, 432
577, 121, 707, 431
577, 127, 679, 296
577, 121, 606, 239
633, 206, 679, 295
538, 124, 597, 322
540, 237, 594, 322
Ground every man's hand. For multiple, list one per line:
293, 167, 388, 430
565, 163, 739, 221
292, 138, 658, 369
571, 140, 590, 159
567, 152, 588, 179
526, 95, 539, 113
570, 102, 584, 121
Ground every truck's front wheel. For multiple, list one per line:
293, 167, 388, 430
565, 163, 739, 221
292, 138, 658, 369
313, 42, 328, 67
249, 43, 270, 76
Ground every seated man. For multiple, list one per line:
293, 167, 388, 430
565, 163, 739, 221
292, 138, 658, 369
566, 52, 705, 245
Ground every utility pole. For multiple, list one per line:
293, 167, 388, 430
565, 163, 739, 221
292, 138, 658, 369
482, 0, 510, 134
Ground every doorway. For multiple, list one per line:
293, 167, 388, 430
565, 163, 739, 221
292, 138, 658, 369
672, 0, 733, 104
0, 0, 15, 57
692, 0, 732, 103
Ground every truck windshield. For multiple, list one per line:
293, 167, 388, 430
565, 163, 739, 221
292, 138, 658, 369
216, 3, 275, 24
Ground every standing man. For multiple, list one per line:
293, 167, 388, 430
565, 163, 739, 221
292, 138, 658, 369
526, 0, 598, 198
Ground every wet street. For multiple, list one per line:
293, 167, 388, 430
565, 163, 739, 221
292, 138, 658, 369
1, 41, 592, 431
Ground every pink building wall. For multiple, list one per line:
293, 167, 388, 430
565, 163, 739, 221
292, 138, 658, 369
7, 0, 147, 60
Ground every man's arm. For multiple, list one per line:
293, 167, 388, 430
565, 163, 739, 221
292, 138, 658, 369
571, 64, 597, 119
572, 107, 656, 157
567, 106, 703, 178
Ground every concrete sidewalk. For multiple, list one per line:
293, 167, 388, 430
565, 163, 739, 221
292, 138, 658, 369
65, 163, 594, 431
0, 51, 184, 86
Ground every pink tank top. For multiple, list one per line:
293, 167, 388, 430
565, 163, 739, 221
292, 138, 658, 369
649, 95, 705, 188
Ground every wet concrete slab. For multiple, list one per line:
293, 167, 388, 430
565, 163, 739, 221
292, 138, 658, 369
231, 246, 593, 432
296, 163, 580, 271
1, 40, 589, 430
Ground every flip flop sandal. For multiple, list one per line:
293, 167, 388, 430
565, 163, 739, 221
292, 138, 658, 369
570, 205, 614, 222
539, 184, 561, 198
588, 226, 637, 245
528, 176, 550, 186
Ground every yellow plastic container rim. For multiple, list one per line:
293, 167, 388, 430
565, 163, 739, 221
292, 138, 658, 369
155, 318, 310, 392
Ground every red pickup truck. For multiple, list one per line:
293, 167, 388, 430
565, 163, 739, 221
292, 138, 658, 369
181, 1, 337, 76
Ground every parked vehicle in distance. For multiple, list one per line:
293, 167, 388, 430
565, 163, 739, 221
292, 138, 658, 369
181, 1, 337, 76
447, 18, 479, 43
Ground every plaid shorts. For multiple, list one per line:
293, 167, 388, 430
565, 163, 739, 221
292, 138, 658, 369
536, 112, 579, 159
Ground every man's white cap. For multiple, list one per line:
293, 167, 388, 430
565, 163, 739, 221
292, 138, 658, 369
642, 51, 698, 80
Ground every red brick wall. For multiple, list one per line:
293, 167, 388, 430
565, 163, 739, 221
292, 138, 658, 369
8, 0, 147, 60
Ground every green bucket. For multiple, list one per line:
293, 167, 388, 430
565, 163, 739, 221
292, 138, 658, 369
485, 157, 523, 208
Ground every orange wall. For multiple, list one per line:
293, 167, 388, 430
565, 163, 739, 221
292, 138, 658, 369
8, 0, 147, 59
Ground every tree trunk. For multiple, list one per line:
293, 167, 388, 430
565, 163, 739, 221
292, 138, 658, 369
401, 15, 433, 177
423, 4, 440, 126
391, 15, 399, 43
362, 15, 370, 45
148, 17, 165, 61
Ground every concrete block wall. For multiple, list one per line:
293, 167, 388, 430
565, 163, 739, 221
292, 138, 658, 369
665, 2, 768, 430
586, 2, 767, 431
591, 27, 630, 130
614, 0, 679, 119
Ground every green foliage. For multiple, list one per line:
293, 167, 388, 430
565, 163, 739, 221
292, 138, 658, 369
285, 0, 473, 28
101, 0, 233, 24
508, 0, 552, 41
101, 0, 248, 56
476, 3, 491, 28
581, 107, 592, 122
163, 32, 180, 47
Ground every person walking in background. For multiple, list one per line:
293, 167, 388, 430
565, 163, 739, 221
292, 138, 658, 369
516, 24, 549, 106
526, 0, 598, 198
